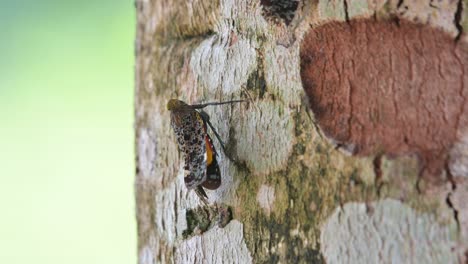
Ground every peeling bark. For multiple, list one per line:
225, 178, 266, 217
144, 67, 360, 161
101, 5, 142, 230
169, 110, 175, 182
135, 0, 468, 263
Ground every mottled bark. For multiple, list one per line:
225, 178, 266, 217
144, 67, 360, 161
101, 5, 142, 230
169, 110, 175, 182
135, 0, 468, 263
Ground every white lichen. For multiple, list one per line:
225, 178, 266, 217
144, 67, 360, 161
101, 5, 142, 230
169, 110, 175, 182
449, 131, 468, 178
321, 199, 460, 263
394, 0, 460, 38
190, 35, 257, 96
138, 245, 155, 264
234, 100, 295, 175
137, 127, 157, 179
155, 169, 204, 245
257, 184, 276, 215
175, 220, 253, 263
263, 43, 303, 107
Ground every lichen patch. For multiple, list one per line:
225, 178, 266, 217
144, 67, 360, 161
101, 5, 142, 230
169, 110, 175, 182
450, 179, 468, 247
138, 244, 155, 264
449, 129, 468, 178
263, 43, 304, 106
175, 220, 253, 263
393, 0, 461, 38
190, 35, 257, 96
137, 127, 157, 179
257, 184, 276, 215
321, 199, 460, 263
233, 100, 295, 175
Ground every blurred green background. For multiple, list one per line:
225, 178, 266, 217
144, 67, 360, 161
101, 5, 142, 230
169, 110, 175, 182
0, 0, 136, 263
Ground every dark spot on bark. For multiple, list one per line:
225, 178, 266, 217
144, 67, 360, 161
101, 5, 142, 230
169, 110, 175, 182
246, 66, 267, 99
260, 0, 299, 25
303, 247, 325, 263
300, 19, 468, 184
135, 152, 140, 175
294, 143, 306, 155
217, 206, 232, 228
349, 169, 364, 186
182, 204, 233, 239
397, 0, 404, 8
268, 254, 280, 263
318, 167, 327, 177
256, 216, 325, 263
182, 207, 211, 238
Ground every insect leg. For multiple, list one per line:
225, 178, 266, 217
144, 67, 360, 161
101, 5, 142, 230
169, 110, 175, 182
194, 186, 209, 205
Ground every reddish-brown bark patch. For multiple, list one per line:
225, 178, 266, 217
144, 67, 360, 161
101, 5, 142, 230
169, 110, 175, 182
300, 19, 468, 182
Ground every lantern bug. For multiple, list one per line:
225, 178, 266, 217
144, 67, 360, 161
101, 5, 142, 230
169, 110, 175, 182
167, 99, 244, 204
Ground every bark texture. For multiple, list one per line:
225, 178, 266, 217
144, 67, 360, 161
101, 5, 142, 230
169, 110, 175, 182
135, 0, 468, 263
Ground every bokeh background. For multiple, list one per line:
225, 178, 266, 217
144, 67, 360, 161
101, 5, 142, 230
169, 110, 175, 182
0, 0, 136, 263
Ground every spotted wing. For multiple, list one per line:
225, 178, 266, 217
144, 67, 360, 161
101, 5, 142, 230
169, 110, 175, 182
170, 110, 207, 190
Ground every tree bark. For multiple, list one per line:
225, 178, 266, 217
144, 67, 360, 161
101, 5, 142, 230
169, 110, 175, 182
135, 0, 468, 263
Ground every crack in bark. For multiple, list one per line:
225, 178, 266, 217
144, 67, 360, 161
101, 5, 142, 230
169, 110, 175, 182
444, 154, 460, 233
445, 192, 460, 231
347, 81, 354, 143
454, 0, 464, 42
389, 49, 399, 124
343, 0, 350, 22
373, 154, 384, 197
397, 0, 405, 9
429, 0, 438, 9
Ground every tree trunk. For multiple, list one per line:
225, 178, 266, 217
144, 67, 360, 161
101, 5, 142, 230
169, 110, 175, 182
135, 0, 468, 263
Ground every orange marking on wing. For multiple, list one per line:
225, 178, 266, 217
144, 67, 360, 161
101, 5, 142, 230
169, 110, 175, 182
205, 137, 213, 165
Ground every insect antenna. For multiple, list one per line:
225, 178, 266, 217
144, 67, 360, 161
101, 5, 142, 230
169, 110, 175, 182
191, 100, 245, 109
206, 118, 228, 154
199, 111, 228, 155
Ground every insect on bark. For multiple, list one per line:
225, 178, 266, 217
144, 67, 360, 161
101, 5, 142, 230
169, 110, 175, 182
167, 99, 244, 204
